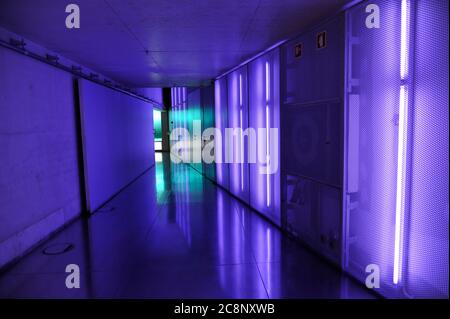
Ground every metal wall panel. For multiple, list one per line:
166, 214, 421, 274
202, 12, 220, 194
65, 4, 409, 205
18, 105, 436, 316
248, 49, 281, 225
343, 0, 449, 299
187, 88, 203, 174
169, 87, 188, 161
227, 66, 250, 204
281, 14, 345, 265
284, 102, 342, 187
214, 78, 230, 190
343, 0, 404, 297
201, 85, 216, 182
284, 175, 341, 263
405, 0, 448, 298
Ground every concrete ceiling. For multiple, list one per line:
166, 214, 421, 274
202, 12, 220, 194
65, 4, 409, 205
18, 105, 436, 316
0, 0, 351, 87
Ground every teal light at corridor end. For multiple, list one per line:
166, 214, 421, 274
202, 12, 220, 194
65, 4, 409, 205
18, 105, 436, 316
153, 109, 162, 140
154, 109, 162, 151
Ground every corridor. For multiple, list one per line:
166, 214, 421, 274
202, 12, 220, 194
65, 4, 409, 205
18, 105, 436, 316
0, 154, 373, 299
0, 0, 448, 301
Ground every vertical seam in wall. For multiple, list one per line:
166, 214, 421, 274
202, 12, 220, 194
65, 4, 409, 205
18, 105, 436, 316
73, 78, 89, 216
74, 78, 91, 214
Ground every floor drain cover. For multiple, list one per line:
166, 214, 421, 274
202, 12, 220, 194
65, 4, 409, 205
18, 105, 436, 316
42, 243, 74, 255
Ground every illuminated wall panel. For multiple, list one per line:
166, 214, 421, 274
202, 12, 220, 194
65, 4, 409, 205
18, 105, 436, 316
215, 78, 230, 191
201, 86, 216, 182
344, 0, 448, 298
227, 66, 250, 204
344, 0, 404, 297
248, 49, 281, 226
405, 0, 448, 298
187, 88, 203, 174
170, 87, 188, 161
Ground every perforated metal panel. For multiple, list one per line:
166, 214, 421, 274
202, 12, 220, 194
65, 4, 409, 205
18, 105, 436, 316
344, 0, 403, 297
187, 88, 203, 173
214, 78, 230, 190
285, 174, 342, 263
344, 0, 448, 298
201, 86, 216, 182
284, 102, 342, 187
281, 14, 345, 265
227, 66, 250, 204
248, 49, 281, 226
283, 16, 345, 105
405, 0, 448, 299
169, 87, 188, 158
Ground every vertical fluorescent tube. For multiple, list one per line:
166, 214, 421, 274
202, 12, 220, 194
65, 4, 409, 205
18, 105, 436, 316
239, 74, 243, 107
400, 0, 409, 80
239, 74, 244, 192
265, 105, 270, 207
394, 0, 410, 285
265, 62, 269, 101
240, 109, 244, 191
174, 87, 177, 106
183, 88, 187, 157
265, 62, 270, 207
174, 88, 178, 130
394, 85, 408, 285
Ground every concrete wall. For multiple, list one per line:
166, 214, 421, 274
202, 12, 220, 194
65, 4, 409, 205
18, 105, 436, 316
79, 79, 155, 212
136, 87, 164, 108
0, 46, 82, 269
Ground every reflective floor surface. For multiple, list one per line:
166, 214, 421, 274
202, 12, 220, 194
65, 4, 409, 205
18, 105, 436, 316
0, 153, 376, 298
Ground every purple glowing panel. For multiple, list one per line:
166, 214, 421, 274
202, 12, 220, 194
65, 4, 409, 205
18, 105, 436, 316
201, 86, 216, 182
227, 66, 250, 204
79, 79, 154, 212
248, 49, 281, 226
345, 0, 448, 298
214, 78, 230, 190
187, 88, 203, 173
344, 0, 406, 297
405, 0, 448, 298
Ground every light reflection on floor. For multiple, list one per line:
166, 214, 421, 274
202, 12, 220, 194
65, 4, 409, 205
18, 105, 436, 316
0, 153, 376, 298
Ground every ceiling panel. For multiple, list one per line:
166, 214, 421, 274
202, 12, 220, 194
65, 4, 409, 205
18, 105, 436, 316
0, 0, 352, 87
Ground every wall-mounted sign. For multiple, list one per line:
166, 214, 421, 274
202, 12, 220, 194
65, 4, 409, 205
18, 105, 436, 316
316, 31, 327, 49
294, 43, 303, 58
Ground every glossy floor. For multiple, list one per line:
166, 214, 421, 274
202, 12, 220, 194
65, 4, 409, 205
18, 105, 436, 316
0, 154, 376, 298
